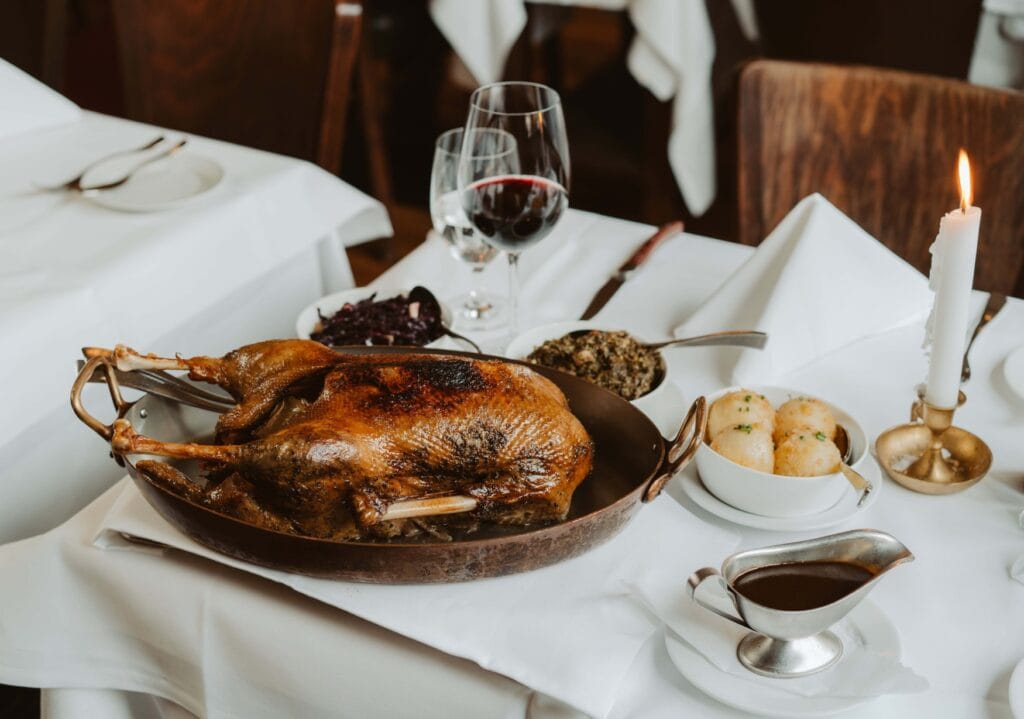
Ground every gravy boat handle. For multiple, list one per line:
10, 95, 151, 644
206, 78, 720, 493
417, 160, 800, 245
687, 567, 750, 629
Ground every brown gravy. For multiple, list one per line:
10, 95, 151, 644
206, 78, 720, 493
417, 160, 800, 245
733, 561, 874, 611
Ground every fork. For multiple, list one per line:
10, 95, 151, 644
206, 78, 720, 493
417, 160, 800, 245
78, 139, 189, 194
35, 135, 165, 192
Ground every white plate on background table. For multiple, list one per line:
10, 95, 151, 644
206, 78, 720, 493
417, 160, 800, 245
86, 153, 224, 212
1010, 656, 1024, 718
1004, 346, 1024, 402
676, 460, 882, 531
664, 600, 895, 717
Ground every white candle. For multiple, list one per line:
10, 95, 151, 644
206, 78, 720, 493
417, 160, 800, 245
924, 151, 981, 409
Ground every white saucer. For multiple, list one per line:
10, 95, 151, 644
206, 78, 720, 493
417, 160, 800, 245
665, 600, 895, 717
677, 460, 882, 531
1010, 656, 1024, 718
87, 153, 224, 212
1004, 346, 1024, 402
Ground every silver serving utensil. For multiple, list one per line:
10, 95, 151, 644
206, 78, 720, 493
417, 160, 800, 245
644, 330, 767, 351
78, 139, 188, 194
961, 291, 1007, 384
567, 328, 767, 351
77, 359, 233, 413
35, 135, 166, 192
833, 425, 873, 507
409, 286, 482, 353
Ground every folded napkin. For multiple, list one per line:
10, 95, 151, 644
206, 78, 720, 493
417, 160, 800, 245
628, 571, 929, 699
96, 480, 739, 718
0, 58, 80, 140
675, 193, 933, 384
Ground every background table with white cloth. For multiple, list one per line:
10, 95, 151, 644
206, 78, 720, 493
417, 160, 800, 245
1, 209, 1021, 718
0, 110, 391, 544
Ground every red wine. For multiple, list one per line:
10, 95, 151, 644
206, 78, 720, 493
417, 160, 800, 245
464, 175, 568, 252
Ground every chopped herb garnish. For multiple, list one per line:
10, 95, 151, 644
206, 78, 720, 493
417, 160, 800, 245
735, 424, 753, 434
744, 394, 752, 402
815, 431, 827, 441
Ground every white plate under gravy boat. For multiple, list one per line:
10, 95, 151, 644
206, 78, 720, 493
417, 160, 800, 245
664, 600, 897, 717
677, 460, 882, 532
86, 153, 224, 212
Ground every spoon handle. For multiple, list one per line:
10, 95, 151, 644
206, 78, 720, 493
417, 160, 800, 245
647, 330, 767, 351
840, 464, 873, 508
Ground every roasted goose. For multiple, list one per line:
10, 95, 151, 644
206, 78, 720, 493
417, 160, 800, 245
96, 341, 593, 540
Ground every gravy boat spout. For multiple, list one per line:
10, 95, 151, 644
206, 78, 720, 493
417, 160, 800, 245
688, 529, 914, 678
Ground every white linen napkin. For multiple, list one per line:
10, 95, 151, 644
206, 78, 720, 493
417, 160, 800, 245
95, 480, 739, 718
0, 58, 80, 140
674, 193, 933, 384
626, 0, 717, 216
628, 570, 929, 699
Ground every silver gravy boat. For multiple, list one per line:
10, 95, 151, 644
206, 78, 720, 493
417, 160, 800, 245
687, 529, 914, 678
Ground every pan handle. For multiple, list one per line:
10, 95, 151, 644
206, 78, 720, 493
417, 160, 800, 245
642, 395, 707, 503
71, 355, 129, 442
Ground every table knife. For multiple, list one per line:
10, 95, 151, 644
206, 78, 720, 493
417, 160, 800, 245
579, 221, 684, 320
961, 291, 1007, 383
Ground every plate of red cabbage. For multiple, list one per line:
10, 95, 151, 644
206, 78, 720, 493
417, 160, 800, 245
296, 286, 456, 348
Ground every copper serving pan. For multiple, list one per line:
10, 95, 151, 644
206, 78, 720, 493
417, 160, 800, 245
71, 346, 706, 583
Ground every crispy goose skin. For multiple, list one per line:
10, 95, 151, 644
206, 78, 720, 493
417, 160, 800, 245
114, 341, 593, 540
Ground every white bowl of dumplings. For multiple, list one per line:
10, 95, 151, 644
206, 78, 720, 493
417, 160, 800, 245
695, 386, 868, 517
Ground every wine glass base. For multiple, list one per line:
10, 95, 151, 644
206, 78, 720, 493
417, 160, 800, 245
451, 292, 508, 331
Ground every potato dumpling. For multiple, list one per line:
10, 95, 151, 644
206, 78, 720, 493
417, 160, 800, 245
774, 431, 842, 477
710, 424, 774, 473
774, 397, 836, 445
708, 390, 775, 440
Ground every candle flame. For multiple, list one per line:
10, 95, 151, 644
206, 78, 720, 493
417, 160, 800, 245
957, 149, 972, 213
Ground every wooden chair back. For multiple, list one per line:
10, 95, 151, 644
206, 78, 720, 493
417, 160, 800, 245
738, 60, 1024, 295
111, 0, 361, 174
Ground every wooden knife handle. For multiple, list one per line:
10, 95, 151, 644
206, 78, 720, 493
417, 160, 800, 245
621, 221, 684, 272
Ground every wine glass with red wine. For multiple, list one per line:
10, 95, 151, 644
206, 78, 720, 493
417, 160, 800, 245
457, 82, 570, 336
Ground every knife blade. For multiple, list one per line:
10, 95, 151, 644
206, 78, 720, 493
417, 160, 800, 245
579, 221, 684, 320
961, 291, 1007, 383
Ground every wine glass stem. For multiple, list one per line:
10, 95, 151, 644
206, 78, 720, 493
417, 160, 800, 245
507, 251, 520, 336
467, 266, 485, 310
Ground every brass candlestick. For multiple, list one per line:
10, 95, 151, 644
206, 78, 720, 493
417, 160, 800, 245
875, 386, 992, 495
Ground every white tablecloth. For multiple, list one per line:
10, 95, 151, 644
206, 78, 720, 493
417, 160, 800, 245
0, 111, 391, 543
429, 0, 718, 216
1, 209, 1021, 718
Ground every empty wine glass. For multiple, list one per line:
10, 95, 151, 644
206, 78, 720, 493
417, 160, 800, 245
458, 82, 570, 336
430, 127, 517, 330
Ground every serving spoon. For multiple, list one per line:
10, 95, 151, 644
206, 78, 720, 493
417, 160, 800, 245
833, 425, 873, 508
568, 328, 767, 351
409, 285, 482, 353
